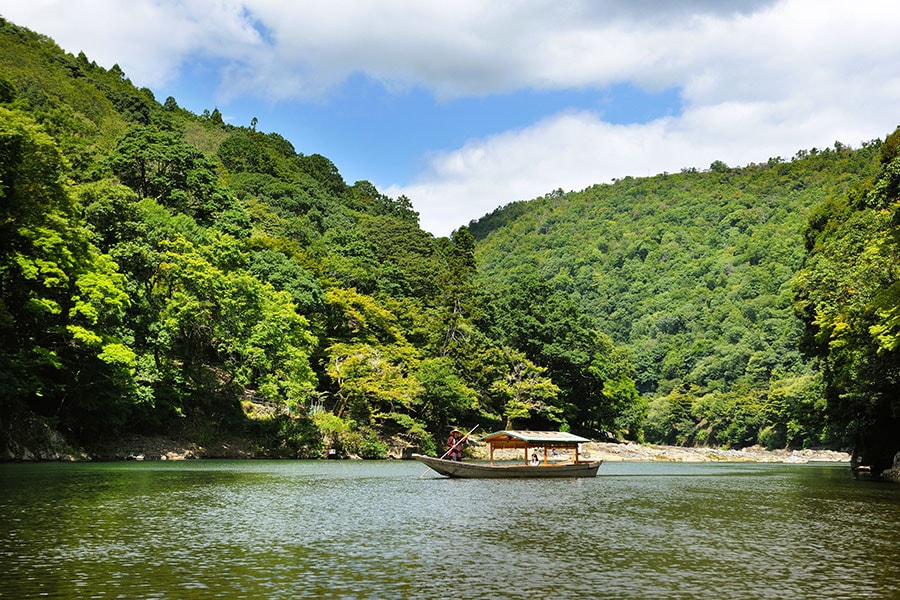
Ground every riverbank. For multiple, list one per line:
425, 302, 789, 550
468, 441, 851, 464
582, 441, 850, 463
84, 437, 851, 464
1, 428, 852, 464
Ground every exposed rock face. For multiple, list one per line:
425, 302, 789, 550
881, 452, 900, 483
1, 414, 86, 461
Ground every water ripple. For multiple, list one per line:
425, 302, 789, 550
1, 461, 898, 598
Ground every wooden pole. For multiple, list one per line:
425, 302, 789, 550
419, 424, 479, 478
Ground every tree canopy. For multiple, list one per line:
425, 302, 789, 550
2, 16, 898, 472
0, 18, 639, 458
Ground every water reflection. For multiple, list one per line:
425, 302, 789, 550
1, 461, 898, 599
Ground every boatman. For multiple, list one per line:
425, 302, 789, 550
446, 429, 466, 461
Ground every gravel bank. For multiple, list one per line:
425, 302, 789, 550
469, 441, 850, 464
582, 442, 850, 463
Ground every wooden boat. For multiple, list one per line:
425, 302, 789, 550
413, 430, 601, 478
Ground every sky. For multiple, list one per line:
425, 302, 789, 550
2, 1, 899, 237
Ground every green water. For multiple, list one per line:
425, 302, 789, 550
1, 460, 898, 599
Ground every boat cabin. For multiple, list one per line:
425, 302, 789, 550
479, 430, 593, 466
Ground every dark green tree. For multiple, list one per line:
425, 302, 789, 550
795, 127, 900, 473
107, 125, 229, 223
479, 274, 638, 434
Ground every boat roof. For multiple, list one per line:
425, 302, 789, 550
479, 430, 592, 449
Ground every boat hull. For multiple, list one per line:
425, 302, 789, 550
413, 454, 600, 478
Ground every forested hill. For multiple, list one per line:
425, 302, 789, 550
470, 133, 900, 473
0, 17, 640, 460
2, 16, 898, 474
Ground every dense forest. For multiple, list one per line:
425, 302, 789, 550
470, 145, 879, 447
471, 134, 900, 472
1, 18, 898, 474
0, 17, 636, 460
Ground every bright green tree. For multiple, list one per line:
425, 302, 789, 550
0, 107, 135, 435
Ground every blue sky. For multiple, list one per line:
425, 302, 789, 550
208, 75, 683, 186
2, 1, 899, 236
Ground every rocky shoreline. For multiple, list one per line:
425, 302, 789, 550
13, 431, 900, 481
581, 441, 851, 463
0, 429, 852, 464
469, 441, 851, 464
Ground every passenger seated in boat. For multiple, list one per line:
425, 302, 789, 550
531, 452, 539, 466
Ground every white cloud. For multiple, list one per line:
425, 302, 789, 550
2, 0, 899, 237
395, 92, 895, 237
0, 0, 785, 98
386, 0, 900, 235
0, 0, 264, 86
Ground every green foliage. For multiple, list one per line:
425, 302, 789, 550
355, 215, 443, 298
4, 19, 464, 453
297, 153, 348, 198
0, 73, 16, 103
107, 125, 230, 223
218, 130, 295, 178
349, 180, 420, 223
473, 141, 881, 447
247, 247, 324, 314
150, 234, 318, 410
795, 129, 900, 470
343, 429, 389, 459
0, 107, 134, 435
488, 348, 561, 429
479, 273, 639, 435
414, 357, 479, 434
244, 412, 322, 458
9, 15, 886, 461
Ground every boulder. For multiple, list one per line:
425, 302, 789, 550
881, 452, 900, 483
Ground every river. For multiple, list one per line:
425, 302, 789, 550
1, 460, 898, 599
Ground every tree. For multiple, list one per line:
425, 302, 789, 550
479, 274, 639, 434
0, 74, 15, 103
0, 107, 135, 435
321, 286, 429, 449
147, 234, 318, 418
414, 356, 479, 434
488, 347, 561, 429
298, 153, 348, 198
434, 226, 478, 358
795, 127, 900, 473
209, 107, 224, 127
107, 125, 229, 223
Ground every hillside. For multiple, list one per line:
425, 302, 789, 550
0, 17, 640, 459
2, 15, 898, 474
471, 144, 883, 449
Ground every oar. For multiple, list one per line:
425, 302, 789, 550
418, 424, 479, 478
